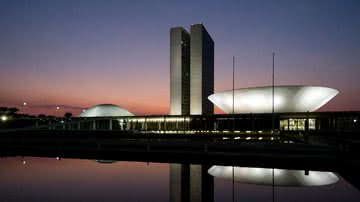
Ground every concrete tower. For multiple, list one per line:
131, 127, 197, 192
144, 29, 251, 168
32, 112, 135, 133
170, 27, 191, 115
190, 24, 214, 115
170, 164, 214, 202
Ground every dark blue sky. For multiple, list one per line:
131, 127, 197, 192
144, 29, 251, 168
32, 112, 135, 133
0, 0, 359, 115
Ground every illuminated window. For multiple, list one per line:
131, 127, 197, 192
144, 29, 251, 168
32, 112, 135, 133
280, 120, 288, 130
280, 118, 316, 131
309, 119, 316, 130
289, 119, 298, 130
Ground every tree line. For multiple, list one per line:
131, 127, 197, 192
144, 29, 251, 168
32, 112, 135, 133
0, 106, 73, 118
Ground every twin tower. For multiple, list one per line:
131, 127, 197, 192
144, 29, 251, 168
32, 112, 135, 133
170, 24, 214, 115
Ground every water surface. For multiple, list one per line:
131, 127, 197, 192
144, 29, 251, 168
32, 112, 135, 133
0, 157, 359, 202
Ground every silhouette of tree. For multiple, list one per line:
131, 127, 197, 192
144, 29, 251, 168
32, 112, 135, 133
7, 107, 19, 115
64, 112, 73, 118
0, 107, 7, 114
38, 114, 47, 118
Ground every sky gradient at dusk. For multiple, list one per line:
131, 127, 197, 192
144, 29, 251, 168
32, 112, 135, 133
1, 0, 359, 116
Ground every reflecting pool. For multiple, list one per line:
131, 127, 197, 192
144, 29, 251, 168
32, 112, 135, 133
0, 157, 359, 202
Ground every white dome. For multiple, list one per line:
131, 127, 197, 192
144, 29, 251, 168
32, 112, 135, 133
79, 104, 134, 117
208, 85, 338, 113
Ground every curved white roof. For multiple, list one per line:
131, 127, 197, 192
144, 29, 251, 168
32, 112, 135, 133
79, 104, 134, 117
208, 85, 338, 113
208, 166, 339, 187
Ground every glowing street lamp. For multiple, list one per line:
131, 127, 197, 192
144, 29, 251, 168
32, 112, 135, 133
21, 156, 26, 165
53, 106, 61, 117
22, 102, 27, 113
1, 115, 7, 122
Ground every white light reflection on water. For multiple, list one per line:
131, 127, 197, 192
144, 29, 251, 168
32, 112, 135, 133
208, 166, 339, 187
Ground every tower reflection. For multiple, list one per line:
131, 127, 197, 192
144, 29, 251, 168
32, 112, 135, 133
170, 164, 214, 202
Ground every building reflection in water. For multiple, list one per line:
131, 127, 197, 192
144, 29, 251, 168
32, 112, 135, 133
170, 164, 214, 202
208, 166, 339, 186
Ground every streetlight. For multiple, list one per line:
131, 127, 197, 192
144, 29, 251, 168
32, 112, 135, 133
21, 156, 26, 165
22, 102, 27, 114
55, 106, 61, 118
1, 115, 7, 122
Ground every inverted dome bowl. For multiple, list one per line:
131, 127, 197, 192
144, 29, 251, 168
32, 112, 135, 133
208, 86, 338, 113
208, 166, 339, 187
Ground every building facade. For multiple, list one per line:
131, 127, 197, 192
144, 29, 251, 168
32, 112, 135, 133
170, 24, 214, 115
190, 24, 214, 115
170, 27, 191, 115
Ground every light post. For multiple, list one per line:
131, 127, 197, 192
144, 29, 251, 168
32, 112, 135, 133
22, 102, 27, 114
55, 106, 60, 118
271, 52, 275, 202
1, 115, 7, 122
272, 52, 275, 134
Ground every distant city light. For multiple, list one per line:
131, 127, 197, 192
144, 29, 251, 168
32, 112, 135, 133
56, 106, 60, 110
1, 115, 7, 122
23, 102, 27, 106
354, 119, 358, 123
82, 109, 86, 112
22, 160, 26, 165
